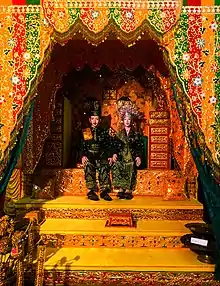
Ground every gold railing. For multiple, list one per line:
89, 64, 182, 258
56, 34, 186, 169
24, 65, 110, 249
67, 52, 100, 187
0, 215, 45, 286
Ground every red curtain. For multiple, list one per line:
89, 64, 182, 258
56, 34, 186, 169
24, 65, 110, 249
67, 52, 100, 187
51, 39, 169, 76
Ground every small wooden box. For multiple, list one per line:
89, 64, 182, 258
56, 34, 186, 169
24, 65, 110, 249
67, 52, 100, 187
105, 212, 136, 228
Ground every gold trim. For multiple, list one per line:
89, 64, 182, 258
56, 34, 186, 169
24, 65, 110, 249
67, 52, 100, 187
43, 208, 203, 221
52, 19, 162, 47
41, 233, 185, 248
44, 271, 217, 285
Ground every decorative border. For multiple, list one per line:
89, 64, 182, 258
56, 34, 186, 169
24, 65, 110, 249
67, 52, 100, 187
41, 233, 185, 248
44, 271, 217, 286
1, 5, 220, 13
43, 208, 203, 220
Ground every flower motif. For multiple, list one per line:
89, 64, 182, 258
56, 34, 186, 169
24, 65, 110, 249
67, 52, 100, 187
23, 52, 31, 61
11, 75, 20, 85
182, 53, 190, 61
210, 21, 218, 31
58, 11, 65, 18
0, 21, 3, 29
125, 11, 133, 19
193, 77, 202, 87
211, 63, 218, 72
0, 64, 3, 71
197, 39, 205, 49
91, 10, 99, 19
8, 38, 15, 47
0, 96, 5, 104
209, 96, 217, 104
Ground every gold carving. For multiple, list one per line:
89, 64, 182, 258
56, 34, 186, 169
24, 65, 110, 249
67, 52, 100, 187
45, 142, 62, 166
35, 245, 46, 286
150, 153, 168, 160
150, 161, 168, 168
149, 119, 170, 125
163, 178, 186, 201
56, 169, 87, 196
41, 233, 184, 249
44, 271, 218, 286
150, 136, 169, 144
186, 177, 198, 200
150, 144, 168, 152
43, 208, 203, 221
150, 127, 169, 135
150, 111, 170, 119
55, 169, 183, 196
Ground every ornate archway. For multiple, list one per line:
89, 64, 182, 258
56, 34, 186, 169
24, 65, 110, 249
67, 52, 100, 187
1, 1, 220, 279
0, 0, 219, 182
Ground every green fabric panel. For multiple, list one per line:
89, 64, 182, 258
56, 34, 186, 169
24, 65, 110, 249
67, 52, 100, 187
215, 0, 220, 5
26, 0, 40, 5
0, 102, 34, 194
183, 0, 188, 6
172, 85, 220, 281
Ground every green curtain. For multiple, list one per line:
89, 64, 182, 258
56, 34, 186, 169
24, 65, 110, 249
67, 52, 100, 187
0, 101, 34, 194
173, 85, 220, 280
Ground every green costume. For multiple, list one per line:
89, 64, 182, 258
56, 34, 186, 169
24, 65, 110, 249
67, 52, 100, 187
112, 129, 143, 192
81, 126, 115, 193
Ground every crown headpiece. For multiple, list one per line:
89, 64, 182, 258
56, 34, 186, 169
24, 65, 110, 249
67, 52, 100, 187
117, 101, 144, 121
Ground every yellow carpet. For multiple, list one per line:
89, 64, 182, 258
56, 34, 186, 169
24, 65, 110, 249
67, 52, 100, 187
40, 218, 201, 236
16, 196, 203, 210
43, 247, 214, 272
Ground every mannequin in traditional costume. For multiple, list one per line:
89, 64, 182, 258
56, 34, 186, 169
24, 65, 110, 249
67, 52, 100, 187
80, 102, 115, 201
112, 102, 144, 200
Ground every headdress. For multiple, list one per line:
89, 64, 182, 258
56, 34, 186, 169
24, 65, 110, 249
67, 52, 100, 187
117, 98, 144, 121
84, 99, 101, 117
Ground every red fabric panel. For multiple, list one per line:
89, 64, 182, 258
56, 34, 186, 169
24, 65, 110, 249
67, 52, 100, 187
12, 0, 26, 4
187, 0, 201, 5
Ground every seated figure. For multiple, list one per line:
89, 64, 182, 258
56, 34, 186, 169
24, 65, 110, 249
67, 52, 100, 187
80, 101, 116, 201
112, 102, 144, 200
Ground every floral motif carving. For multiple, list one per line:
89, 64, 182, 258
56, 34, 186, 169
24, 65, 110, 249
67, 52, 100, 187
43, 208, 203, 221
44, 271, 218, 286
41, 233, 185, 249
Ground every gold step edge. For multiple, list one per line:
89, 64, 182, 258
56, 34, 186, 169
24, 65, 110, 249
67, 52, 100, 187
15, 203, 203, 210
42, 265, 214, 272
39, 230, 192, 236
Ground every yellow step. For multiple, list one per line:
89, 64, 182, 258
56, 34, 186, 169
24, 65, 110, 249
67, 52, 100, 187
43, 247, 214, 272
40, 219, 203, 248
16, 196, 202, 210
15, 196, 203, 221
40, 218, 198, 236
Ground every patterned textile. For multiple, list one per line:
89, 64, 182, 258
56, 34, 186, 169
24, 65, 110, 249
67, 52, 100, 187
112, 129, 143, 192
81, 126, 115, 192
85, 160, 111, 192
